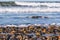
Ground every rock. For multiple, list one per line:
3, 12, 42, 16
30, 16, 49, 19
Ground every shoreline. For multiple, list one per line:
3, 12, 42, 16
0, 23, 60, 27
0, 23, 60, 40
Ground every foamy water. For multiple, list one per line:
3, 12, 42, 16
0, 2, 60, 25
0, 2, 60, 13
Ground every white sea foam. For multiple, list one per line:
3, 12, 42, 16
1, 23, 60, 27
0, 2, 60, 13
18, 24, 29, 27
15, 2, 60, 6
0, 7, 60, 13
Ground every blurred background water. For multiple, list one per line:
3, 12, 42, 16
0, 6, 60, 25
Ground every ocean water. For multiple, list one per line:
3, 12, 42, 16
0, 11, 60, 25
0, 1, 60, 25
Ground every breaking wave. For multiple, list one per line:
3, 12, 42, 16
0, 1, 60, 13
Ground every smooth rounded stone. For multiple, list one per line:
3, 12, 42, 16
43, 24, 49, 27
50, 23, 56, 25
42, 34, 56, 36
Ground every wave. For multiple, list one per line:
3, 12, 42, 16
0, 1, 60, 8
0, 1, 60, 13
1, 23, 60, 27
15, 1, 60, 6
0, 7, 60, 13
